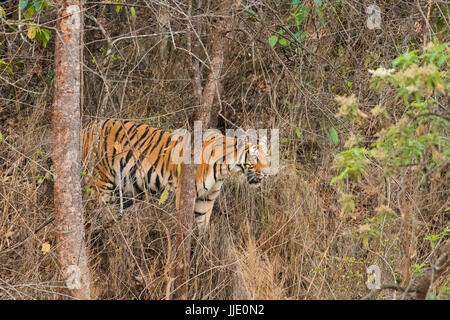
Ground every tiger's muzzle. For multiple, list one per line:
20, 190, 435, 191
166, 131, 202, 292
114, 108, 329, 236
246, 171, 266, 186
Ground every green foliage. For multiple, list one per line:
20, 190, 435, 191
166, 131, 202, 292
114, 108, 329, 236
267, 1, 316, 48
35, 174, 53, 183
392, 50, 420, 69
357, 221, 379, 250
20, 0, 29, 11
114, 0, 124, 13
335, 94, 358, 122
331, 147, 369, 185
364, 50, 380, 68
28, 26, 51, 48
369, 42, 449, 173
177, 163, 181, 177
21, 0, 49, 16
246, 9, 259, 22
27, 25, 51, 47
411, 262, 428, 278
268, 35, 278, 48
332, 40, 449, 214
82, 185, 94, 195
20, 0, 51, 47
0, 131, 2, 144
424, 227, 450, 249
130, 7, 136, 19
159, 187, 169, 205
34, 150, 45, 158
374, 205, 395, 225
313, 0, 326, 25
0, 59, 13, 74
291, 6, 309, 27
326, 126, 339, 145
338, 193, 355, 215
295, 127, 302, 139
357, 206, 396, 249
427, 286, 450, 300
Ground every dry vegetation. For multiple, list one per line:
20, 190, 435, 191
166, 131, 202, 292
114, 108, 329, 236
0, 0, 449, 299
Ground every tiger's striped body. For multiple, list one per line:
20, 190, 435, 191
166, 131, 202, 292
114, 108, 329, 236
82, 119, 269, 231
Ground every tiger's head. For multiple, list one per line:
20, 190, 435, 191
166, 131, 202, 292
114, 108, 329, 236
242, 145, 270, 186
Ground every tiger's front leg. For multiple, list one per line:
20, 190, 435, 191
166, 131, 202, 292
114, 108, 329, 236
194, 181, 224, 232
194, 198, 215, 232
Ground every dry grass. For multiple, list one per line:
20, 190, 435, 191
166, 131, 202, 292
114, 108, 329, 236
1, 126, 447, 299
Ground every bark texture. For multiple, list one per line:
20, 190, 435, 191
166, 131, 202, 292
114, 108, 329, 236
52, 0, 91, 300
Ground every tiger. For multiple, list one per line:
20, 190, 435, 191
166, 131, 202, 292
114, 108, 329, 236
82, 119, 270, 231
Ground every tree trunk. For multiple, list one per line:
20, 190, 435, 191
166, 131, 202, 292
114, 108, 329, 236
52, 0, 91, 300
170, 0, 238, 300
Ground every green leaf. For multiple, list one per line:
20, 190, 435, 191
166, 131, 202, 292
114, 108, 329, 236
33, 27, 51, 47
330, 167, 349, 185
41, 28, 51, 41
0, 59, 13, 74
33, 0, 42, 13
82, 186, 93, 195
294, 6, 309, 26
327, 127, 339, 144
294, 30, 307, 42
130, 7, 136, 18
292, 0, 300, 8
0, 6, 6, 18
0, 131, 2, 144
268, 35, 278, 47
278, 37, 289, 46
392, 50, 419, 69
159, 187, 169, 205
280, 137, 289, 143
20, 0, 29, 11
247, 9, 259, 22
24, 5, 35, 19
437, 54, 448, 67
295, 127, 302, 139
346, 80, 353, 89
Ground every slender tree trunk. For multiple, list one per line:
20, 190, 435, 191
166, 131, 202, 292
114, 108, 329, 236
52, 0, 91, 300
170, 0, 238, 300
